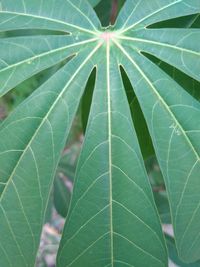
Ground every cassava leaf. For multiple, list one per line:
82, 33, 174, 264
54, 175, 71, 218
121, 28, 200, 81
118, 44, 200, 263
0, 0, 200, 266
0, 35, 97, 97
154, 192, 171, 224
166, 235, 200, 267
57, 42, 167, 267
0, 0, 101, 33
0, 44, 99, 266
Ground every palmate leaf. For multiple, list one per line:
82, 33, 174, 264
0, 0, 199, 266
57, 44, 167, 267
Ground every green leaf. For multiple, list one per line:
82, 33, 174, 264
54, 175, 71, 218
0, 0, 101, 33
115, 0, 200, 31
88, 0, 101, 7
0, 0, 200, 266
144, 54, 200, 102
94, 0, 112, 26
0, 35, 96, 97
81, 69, 96, 133
54, 146, 79, 218
122, 28, 200, 81
166, 235, 200, 267
154, 192, 171, 224
113, 3, 200, 261
57, 41, 167, 267
120, 68, 154, 159
0, 44, 98, 266
149, 13, 200, 28
117, 43, 200, 263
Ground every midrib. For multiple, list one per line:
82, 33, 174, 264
106, 39, 114, 267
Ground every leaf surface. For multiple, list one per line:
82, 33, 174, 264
117, 43, 200, 262
0, 0, 200, 266
0, 44, 99, 266
0, 35, 97, 97
0, 0, 100, 33
88, 0, 101, 7
57, 42, 167, 267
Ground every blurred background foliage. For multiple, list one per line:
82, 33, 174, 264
0, 1, 199, 266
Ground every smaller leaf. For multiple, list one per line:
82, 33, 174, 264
95, 0, 112, 26
54, 175, 71, 218
121, 67, 154, 159
81, 69, 96, 133
154, 192, 171, 224
166, 235, 200, 267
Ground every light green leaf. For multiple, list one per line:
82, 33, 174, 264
94, 0, 112, 26
54, 175, 71, 218
57, 43, 167, 267
0, 0, 200, 266
0, 35, 97, 97
166, 235, 200, 267
0, 0, 100, 33
149, 13, 200, 28
154, 192, 171, 224
0, 44, 99, 266
121, 29, 200, 81
144, 54, 200, 102
117, 43, 200, 262
115, 0, 200, 32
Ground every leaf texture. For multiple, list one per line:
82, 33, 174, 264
0, 44, 99, 266
0, 34, 97, 97
57, 42, 167, 267
0, 0, 199, 266
117, 44, 200, 262
0, 0, 101, 33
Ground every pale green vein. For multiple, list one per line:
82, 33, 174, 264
0, 11, 98, 35
0, 150, 24, 156
65, 232, 110, 267
117, 36, 200, 57
0, 205, 27, 266
66, 0, 97, 31
113, 232, 164, 266
177, 159, 200, 249
60, 205, 109, 253
29, 147, 43, 220
120, 0, 142, 30
112, 199, 166, 253
0, 37, 98, 93
114, 40, 200, 162
0, 42, 102, 205
66, 172, 109, 225
11, 180, 36, 253
106, 37, 114, 267
0, 241, 12, 267
119, 0, 182, 33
